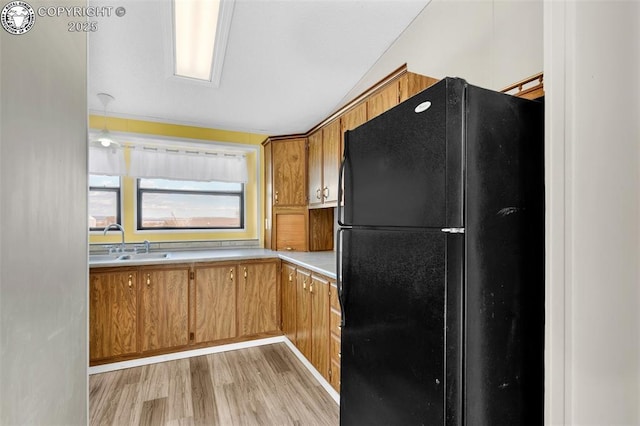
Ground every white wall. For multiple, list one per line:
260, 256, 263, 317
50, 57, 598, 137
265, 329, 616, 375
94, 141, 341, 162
0, 1, 88, 424
343, 0, 543, 102
546, 1, 640, 424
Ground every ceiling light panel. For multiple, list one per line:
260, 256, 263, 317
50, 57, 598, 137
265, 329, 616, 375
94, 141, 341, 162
173, 0, 220, 81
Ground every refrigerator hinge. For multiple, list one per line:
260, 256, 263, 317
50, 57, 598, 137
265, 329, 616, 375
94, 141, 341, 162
441, 227, 465, 234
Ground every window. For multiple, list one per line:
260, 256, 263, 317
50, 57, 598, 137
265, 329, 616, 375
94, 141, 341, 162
137, 178, 244, 230
89, 175, 121, 231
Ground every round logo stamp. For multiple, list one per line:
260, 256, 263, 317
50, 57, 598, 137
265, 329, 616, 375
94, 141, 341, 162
1, 1, 35, 35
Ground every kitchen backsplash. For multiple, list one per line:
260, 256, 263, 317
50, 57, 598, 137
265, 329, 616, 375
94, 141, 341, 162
89, 239, 261, 254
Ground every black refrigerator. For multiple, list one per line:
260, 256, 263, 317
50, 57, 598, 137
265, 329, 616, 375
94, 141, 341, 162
337, 77, 544, 425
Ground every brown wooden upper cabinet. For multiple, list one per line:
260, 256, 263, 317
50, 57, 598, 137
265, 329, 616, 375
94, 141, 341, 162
340, 102, 367, 157
264, 66, 440, 250
272, 138, 307, 207
366, 73, 439, 121
308, 119, 340, 208
399, 73, 439, 103
367, 81, 400, 120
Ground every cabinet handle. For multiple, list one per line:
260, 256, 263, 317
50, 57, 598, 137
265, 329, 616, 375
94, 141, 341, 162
288, 272, 293, 282
303, 277, 307, 290
230, 268, 234, 281
128, 274, 133, 288
310, 283, 314, 294
243, 267, 248, 279
146, 274, 151, 287
316, 188, 322, 200
323, 186, 329, 199
275, 191, 279, 204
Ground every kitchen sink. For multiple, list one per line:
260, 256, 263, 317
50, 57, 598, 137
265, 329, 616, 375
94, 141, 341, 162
116, 252, 171, 261
89, 252, 171, 263
89, 254, 120, 262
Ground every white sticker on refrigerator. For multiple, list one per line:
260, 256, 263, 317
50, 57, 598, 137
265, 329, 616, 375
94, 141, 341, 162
414, 101, 432, 113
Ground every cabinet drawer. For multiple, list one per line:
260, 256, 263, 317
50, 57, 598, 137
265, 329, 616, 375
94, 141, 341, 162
330, 309, 341, 338
330, 333, 341, 363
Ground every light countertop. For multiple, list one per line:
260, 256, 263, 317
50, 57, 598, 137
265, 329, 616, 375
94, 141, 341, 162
90, 248, 337, 279
277, 251, 337, 279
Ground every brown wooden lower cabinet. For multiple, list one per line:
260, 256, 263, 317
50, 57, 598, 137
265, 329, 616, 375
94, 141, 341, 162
282, 262, 338, 391
329, 335, 341, 391
193, 264, 237, 344
238, 260, 279, 336
89, 258, 338, 390
139, 265, 190, 353
89, 268, 138, 362
281, 262, 297, 343
295, 268, 312, 359
329, 281, 342, 392
89, 258, 281, 366
310, 275, 330, 379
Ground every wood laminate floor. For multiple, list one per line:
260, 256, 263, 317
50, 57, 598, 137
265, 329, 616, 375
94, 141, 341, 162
89, 343, 339, 425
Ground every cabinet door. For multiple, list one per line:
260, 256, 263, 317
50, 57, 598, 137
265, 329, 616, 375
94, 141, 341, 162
399, 73, 439, 102
194, 265, 236, 344
274, 209, 308, 251
238, 261, 278, 336
329, 281, 342, 392
330, 336, 341, 392
89, 270, 138, 361
310, 274, 330, 379
308, 130, 323, 208
322, 119, 341, 205
272, 138, 307, 207
295, 268, 312, 359
140, 266, 190, 352
281, 263, 297, 344
367, 81, 399, 120
341, 102, 367, 163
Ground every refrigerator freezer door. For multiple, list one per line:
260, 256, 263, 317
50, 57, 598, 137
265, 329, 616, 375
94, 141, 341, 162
342, 78, 464, 229
339, 228, 458, 425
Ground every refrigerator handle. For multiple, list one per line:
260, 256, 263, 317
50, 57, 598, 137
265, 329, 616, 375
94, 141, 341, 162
337, 130, 350, 227
337, 154, 347, 227
336, 228, 346, 327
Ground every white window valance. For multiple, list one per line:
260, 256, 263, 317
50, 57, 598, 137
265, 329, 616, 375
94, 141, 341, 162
128, 146, 248, 183
88, 135, 250, 183
89, 146, 126, 176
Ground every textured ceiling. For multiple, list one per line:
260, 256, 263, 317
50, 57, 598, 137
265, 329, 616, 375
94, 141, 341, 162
88, 0, 430, 136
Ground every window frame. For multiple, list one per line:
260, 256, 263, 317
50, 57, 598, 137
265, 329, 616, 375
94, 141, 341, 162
89, 175, 122, 232
135, 178, 245, 231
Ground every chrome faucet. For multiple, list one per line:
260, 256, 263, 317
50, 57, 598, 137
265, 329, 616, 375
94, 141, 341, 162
103, 223, 125, 252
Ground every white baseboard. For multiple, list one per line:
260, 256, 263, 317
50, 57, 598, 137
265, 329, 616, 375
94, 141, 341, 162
282, 338, 340, 405
88, 336, 286, 375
